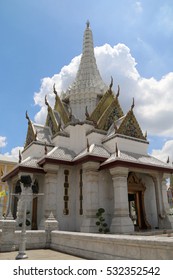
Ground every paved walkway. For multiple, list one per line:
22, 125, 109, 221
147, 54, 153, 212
0, 249, 85, 260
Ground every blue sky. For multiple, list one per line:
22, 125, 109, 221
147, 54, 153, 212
0, 0, 173, 162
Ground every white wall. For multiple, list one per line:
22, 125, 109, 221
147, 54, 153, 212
103, 135, 148, 155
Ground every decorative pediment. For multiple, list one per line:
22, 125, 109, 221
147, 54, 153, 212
89, 88, 114, 123
24, 120, 36, 148
46, 112, 59, 135
128, 172, 146, 192
117, 109, 145, 140
89, 83, 124, 131
97, 97, 124, 130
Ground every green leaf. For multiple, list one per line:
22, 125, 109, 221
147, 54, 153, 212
98, 208, 105, 213
103, 223, 108, 227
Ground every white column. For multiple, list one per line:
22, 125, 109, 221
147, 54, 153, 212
110, 167, 134, 233
80, 161, 100, 233
160, 174, 173, 229
39, 164, 59, 230
161, 175, 171, 213
6, 179, 13, 216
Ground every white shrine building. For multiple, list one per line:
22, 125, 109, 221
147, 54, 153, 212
2, 22, 173, 233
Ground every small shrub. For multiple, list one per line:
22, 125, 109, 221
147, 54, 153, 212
95, 208, 109, 234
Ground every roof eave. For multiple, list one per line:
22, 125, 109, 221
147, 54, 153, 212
2, 165, 45, 182
38, 154, 107, 167
100, 159, 173, 173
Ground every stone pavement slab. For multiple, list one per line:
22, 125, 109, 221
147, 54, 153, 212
0, 249, 85, 260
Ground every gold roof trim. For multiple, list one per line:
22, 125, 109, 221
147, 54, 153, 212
97, 97, 124, 130
53, 84, 70, 125
24, 112, 37, 148
45, 96, 61, 135
89, 88, 114, 123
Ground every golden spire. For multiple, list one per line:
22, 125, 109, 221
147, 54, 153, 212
86, 20, 90, 28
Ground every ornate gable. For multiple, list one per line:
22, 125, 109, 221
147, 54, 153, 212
97, 97, 124, 130
89, 82, 124, 131
24, 113, 37, 148
45, 96, 60, 135
53, 85, 70, 125
117, 108, 145, 140
89, 88, 114, 123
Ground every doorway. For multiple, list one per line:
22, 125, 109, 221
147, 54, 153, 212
128, 173, 151, 231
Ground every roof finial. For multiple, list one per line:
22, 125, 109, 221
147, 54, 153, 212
115, 142, 119, 157
85, 106, 90, 119
109, 76, 113, 91
131, 97, 135, 111
45, 95, 49, 107
44, 142, 48, 155
19, 150, 22, 163
87, 138, 90, 152
53, 83, 57, 96
86, 20, 90, 28
26, 110, 31, 123
167, 156, 170, 164
116, 85, 120, 98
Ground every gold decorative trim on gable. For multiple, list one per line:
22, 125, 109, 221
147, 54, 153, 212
45, 95, 61, 135
89, 86, 124, 131
53, 85, 70, 125
45, 108, 60, 135
89, 88, 114, 123
117, 109, 145, 140
24, 120, 37, 148
97, 98, 124, 130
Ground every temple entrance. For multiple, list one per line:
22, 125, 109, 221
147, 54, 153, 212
128, 173, 151, 231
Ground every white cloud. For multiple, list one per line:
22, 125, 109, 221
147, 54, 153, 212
34, 55, 81, 124
4, 146, 23, 159
0, 136, 7, 148
135, 1, 143, 14
151, 140, 173, 163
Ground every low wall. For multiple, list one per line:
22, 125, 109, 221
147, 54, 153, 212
1, 226, 173, 259
51, 231, 173, 260
0, 229, 46, 252
15, 230, 46, 250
